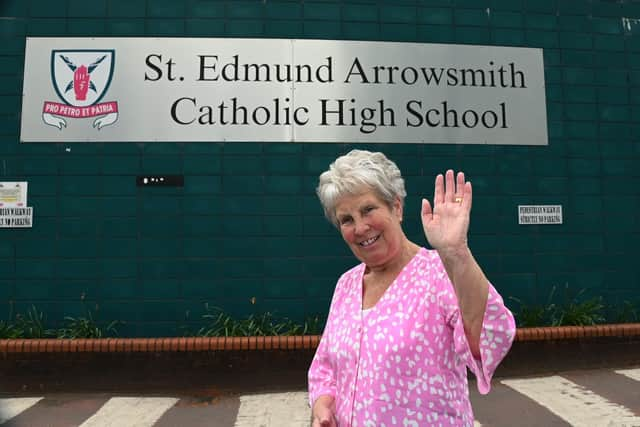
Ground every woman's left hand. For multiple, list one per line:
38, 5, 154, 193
421, 169, 472, 257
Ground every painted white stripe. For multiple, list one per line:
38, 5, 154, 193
233, 391, 483, 427
234, 391, 310, 427
0, 397, 43, 423
79, 397, 178, 427
502, 375, 640, 427
615, 367, 640, 382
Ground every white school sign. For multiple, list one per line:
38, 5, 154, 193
20, 38, 547, 145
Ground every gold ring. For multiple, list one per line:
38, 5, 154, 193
454, 197, 463, 203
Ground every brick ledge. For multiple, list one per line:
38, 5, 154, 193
1, 324, 639, 353
514, 323, 640, 342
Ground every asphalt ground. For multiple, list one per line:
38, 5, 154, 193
2, 366, 640, 427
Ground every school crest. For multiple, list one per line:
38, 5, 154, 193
43, 49, 118, 130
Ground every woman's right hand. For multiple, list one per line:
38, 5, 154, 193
311, 395, 337, 427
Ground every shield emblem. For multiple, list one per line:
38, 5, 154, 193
51, 49, 115, 107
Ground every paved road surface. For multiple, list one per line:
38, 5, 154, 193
1, 367, 639, 426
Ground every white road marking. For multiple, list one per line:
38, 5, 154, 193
79, 397, 178, 427
234, 391, 310, 427
232, 391, 484, 426
502, 375, 640, 427
615, 367, 640, 382
0, 397, 43, 423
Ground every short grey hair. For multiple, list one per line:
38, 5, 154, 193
316, 149, 406, 226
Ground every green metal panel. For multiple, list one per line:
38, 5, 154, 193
107, 0, 146, 18
107, 20, 146, 35
67, 0, 107, 18
1, 0, 638, 336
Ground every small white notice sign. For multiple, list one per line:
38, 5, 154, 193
0, 182, 28, 207
518, 205, 562, 225
0, 207, 34, 228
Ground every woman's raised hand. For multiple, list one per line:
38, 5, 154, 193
421, 169, 472, 257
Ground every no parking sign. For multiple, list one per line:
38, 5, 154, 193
0, 182, 33, 228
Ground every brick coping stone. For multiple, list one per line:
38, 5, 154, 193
1, 324, 639, 353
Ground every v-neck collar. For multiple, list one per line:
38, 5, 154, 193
356, 247, 425, 312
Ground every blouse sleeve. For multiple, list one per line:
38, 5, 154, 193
308, 321, 337, 407
437, 261, 516, 394
307, 276, 343, 407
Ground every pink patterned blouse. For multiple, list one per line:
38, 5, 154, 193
308, 247, 516, 427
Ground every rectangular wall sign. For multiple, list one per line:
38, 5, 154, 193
518, 205, 563, 225
21, 38, 547, 145
0, 207, 33, 228
0, 182, 28, 207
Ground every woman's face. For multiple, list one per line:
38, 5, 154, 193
334, 190, 404, 269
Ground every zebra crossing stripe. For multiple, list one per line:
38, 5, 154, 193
501, 375, 640, 427
79, 397, 179, 427
233, 392, 310, 427
231, 391, 484, 427
615, 368, 640, 382
0, 397, 43, 423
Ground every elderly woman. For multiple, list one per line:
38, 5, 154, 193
308, 150, 515, 427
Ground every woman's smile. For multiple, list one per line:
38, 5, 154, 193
358, 234, 380, 247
